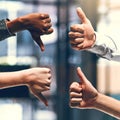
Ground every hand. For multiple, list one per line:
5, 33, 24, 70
20, 13, 53, 51
24, 67, 51, 106
69, 7, 95, 50
29, 87, 49, 106
69, 67, 98, 109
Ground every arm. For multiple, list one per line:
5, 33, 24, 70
94, 93, 120, 118
0, 19, 15, 41
69, 67, 120, 119
0, 13, 53, 51
0, 67, 51, 106
88, 32, 120, 61
69, 7, 120, 61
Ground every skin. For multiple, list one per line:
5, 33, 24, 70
69, 7, 95, 50
69, 67, 120, 119
6, 13, 53, 51
1, 13, 54, 105
0, 67, 51, 106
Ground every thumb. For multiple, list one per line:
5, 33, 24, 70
36, 92, 48, 106
77, 67, 87, 83
34, 36, 45, 52
76, 7, 88, 23
31, 33, 45, 52
30, 87, 48, 106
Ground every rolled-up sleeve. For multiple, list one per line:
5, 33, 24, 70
87, 32, 120, 62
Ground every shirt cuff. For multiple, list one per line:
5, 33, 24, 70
92, 32, 117, 51
0, 19, 15, 41
87, 32, 117, 59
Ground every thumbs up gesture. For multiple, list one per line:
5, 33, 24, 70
69, 67, 98, 109
69, 7, 96, 50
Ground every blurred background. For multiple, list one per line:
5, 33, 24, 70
0, 0, 120, 120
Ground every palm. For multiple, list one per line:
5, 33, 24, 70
79, 81, 98, 108
83, 20, 95, 49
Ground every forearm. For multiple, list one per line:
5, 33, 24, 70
94, 93, 120, 119
0, 70, 26, 89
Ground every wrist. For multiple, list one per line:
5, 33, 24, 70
18, 69, 30, 86
6, 19, 15, 34
7, 17, 26, 33
93, 93, 103, 109
21, 68, 34, 86
91, 32, 96, 48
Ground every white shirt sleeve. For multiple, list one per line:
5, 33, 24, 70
87, 32, 120, 62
